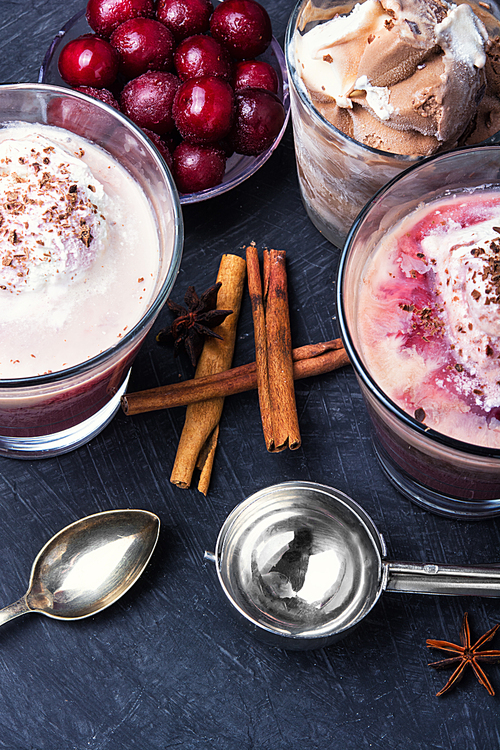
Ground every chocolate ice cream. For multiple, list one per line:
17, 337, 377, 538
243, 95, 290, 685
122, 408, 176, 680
285, 0, 500, 247
294, 0, 500, 156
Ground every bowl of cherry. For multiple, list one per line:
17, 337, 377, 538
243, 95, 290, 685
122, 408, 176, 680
39, 0, 290, 204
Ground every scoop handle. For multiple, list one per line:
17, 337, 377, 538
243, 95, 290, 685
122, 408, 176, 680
384, 561, 500, 597
0, 596, 31, 627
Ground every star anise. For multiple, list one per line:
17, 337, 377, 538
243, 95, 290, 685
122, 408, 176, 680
427, 612, 500, 696
156, 282, 232, 367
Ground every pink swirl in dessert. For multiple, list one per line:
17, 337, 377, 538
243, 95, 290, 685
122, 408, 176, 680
0, 135, 107, 294
357, 191, 500, 447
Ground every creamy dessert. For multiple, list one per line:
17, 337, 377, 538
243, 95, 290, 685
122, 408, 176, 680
0, 123, 159, 379
286, 0, 500, 246
357, 189, 500, 448
294, 0, 500, 156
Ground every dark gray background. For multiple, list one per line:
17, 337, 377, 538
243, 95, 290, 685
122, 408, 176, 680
0, 0, 499, 747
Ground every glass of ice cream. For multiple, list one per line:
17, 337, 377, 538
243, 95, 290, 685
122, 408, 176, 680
338, 145, 500, 518
0, 83, 183, 458
286, 0, 500, 248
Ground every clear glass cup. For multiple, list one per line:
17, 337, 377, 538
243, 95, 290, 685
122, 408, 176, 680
337, 146, 500, 519
285, 0, 500, 249
0, 84, 183, 459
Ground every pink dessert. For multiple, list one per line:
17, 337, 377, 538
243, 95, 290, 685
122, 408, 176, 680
358, 190, 500, 449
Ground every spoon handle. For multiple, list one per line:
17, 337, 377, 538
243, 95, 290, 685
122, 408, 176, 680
0, 596, 31, 627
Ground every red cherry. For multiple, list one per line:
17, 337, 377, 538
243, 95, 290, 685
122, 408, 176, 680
210, 0, 272, 59
120, 70, 180, 134
110, 18, 175, 77
58, 35, 119, 88
230, 87, 285, 155
173, 76, 234, 143
233, 60, 278, 94
86, 0, 154, 38
174, 35, 233, 82
75, 86, 120, 108
157, 0, 213, 42
172, 141, 226, 192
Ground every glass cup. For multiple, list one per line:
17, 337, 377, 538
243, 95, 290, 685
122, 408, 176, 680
285, 0, 500, 249
0, 84, 183, 459
337, 146, 500, 519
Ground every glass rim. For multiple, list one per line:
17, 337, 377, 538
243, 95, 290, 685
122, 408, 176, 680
284, 0, 500, 161
0, 82, 184, 389
337, 144, 500, 460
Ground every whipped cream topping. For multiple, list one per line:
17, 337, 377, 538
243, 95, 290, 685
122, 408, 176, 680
0, 134, 107, 294
421, 215, 500, 408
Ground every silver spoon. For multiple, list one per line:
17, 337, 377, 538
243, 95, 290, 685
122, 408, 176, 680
0, 509, 160, 627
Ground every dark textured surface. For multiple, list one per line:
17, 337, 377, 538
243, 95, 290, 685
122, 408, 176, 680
0, 1, 500, 748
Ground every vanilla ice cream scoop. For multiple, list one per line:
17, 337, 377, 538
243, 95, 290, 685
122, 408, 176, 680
0, 134, 107, 294
421, 217, 500, 406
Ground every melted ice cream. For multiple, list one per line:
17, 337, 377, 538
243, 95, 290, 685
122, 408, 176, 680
0, 124, 160, 379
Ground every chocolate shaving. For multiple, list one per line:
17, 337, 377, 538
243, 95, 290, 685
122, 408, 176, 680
39, 172, 52, 187
78, 222, 93, 247
405, 19, 420, 34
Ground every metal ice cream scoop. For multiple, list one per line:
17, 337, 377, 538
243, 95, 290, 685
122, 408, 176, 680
0, 509, 159, 628
206, 482, 500, 649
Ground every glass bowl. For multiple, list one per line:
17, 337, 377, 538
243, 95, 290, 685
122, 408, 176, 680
0, 83, 183, 458
338, 146, 500, 519
39, 9, 290, 205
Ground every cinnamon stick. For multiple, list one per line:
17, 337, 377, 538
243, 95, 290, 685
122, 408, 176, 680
265, 249, 301, 451
246, 244, 274, 450
169, 254, 246, 494
246, 247, 301, 452
121, 339, 349, 415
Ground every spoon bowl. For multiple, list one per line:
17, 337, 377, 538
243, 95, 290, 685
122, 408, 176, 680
0, 509, 160, 627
